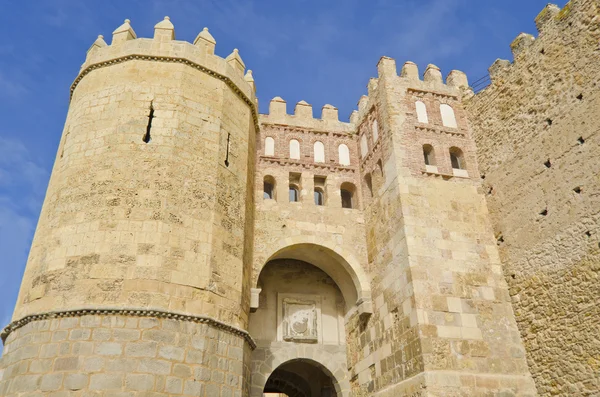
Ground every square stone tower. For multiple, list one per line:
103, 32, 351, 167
345, 58, 537, 395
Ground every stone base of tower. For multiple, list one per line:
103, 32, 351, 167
0, 313, 252, 396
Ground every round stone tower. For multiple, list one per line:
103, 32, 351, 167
0, 17, 257, 396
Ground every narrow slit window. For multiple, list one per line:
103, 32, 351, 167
143, 101, 154, 143
224, 132, 231, 167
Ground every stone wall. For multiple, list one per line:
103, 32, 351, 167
0, 314, 250, 396
253, 107, 370, 310
465, 1, 600, 395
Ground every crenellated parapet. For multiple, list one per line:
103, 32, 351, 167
260, 97, 354, 133
352, 56, 471, 127
483, 2, 600, 87
77, 17, 257, 125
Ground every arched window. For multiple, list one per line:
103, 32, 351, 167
449, 147, 465, 169
289, 185, 299, 202
314, 188, 324, 206
289, 139, 300, 160
372, 120, 379, 143
264, 137, 275, 156
340, 182, 356, 209
263, 175, 276, 200
338, 144, 350, 166
440, 104, 457, 128
423, 144, 436, 166
314, 141, 325, 163
416, 101, 429, 124
360, 134, 369, 157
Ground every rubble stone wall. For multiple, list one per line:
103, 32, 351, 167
466, 1, 600, 394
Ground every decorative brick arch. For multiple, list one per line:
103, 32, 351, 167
250, 346, 351, 397
255, 235, 372, 312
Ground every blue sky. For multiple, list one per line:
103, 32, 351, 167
0, 0, 563, 331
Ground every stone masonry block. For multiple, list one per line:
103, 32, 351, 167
89, 373, 124, 390
40, 373, 64, 392
64, 373, 89, 391
125, 373, 155, 391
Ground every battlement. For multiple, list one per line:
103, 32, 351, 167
77, 17, 256, 104
484, 1, 599, 86
259, 97, 354, 133
352, 57, 471, 125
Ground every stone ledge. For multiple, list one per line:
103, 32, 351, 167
70, 54, 260, 132
1, 307, 256, 350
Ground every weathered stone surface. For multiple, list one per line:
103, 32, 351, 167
466, 1, 600, 395
1, 2, 597, 396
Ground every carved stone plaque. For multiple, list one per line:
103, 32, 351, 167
282, 298, 318, 343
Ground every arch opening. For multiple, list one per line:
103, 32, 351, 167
256, 241, 371, 312
263, 359, 339, 397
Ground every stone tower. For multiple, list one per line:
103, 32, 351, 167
0, 18, 257, 396
337, 59, 537, 396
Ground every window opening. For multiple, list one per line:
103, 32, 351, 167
263, 176, 275, 200
289, 139, 300, 160
264, 137, 275, 156
341, 190, 353, 209
289, 186, 299, 202
416, 101, 429, 123
143, 101, 154, 143
224, 132, 231, 167
338, 144, 350, 166
314, 141, 325, 163
360, 134, 368, 157
423, 144, 435, 166
340, 182, 356, 209
440, 104, 457, 128
314, 189, 324, 205
449, 147, 464, 170
365, 174, 373, 198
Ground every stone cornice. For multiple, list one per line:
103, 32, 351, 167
260, 121, 355, 137
1, 307, 257, 350
259, 156, 357, 174
70, 54, 260, 133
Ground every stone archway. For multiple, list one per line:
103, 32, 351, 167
250, 346, 351, 397
253, 236, 372, 314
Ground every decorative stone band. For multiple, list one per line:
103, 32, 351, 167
69, 54, 260, 133
259, 156, 357, 174
1, 307, 257, 350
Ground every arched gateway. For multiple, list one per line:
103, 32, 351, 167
249, 240, 364, 396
